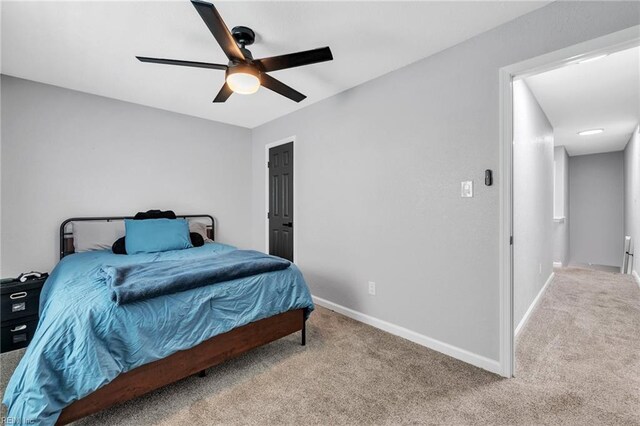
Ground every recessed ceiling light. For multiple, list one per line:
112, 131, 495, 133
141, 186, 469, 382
578, 129, 604, 136
577, 54, 608, 64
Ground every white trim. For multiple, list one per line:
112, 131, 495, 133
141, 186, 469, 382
508, 26, 640, 82
499, 25, 640, 380
633, 270, 640, 289
553, 262, 563, 268
264, 136, 298, 264
514, 272, 554, 337
498, 65, 514, 378
312, 295, 502, 375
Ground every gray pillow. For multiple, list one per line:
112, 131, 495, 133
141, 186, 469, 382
73, 221, 125, 252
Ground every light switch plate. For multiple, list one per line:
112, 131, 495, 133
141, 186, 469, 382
461, 181, 473, 198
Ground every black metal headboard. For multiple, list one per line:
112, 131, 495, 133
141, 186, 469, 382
59, 215, 215, 259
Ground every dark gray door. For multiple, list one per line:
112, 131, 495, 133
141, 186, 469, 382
268, 142, 294, 261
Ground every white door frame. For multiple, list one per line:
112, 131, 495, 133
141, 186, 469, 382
264, 136, 298, 263
498, 25, 640, 378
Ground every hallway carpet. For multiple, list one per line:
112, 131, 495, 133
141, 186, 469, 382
2, 267, 639, 425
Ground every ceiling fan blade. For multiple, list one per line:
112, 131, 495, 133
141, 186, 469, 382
136, 56, 227, 70
190, 0, 245, 62
213, 83, 233, 103
255, 47, 333, 73
260, 74, 306, 103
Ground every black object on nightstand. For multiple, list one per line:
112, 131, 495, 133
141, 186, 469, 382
1, 275, 47, 353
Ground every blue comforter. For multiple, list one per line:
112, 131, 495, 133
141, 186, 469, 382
2, 243, 313, 425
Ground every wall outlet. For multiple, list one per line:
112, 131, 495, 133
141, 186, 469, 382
368, 281, 376, 296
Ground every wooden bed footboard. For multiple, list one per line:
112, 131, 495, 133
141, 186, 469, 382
56, 309, 306, 425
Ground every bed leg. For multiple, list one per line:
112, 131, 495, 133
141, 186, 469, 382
198, 370, 207, 378
301, 320, 306, 346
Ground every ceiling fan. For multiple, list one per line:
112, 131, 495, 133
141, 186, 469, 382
136, 0, 333, 103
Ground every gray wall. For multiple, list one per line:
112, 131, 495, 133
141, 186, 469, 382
513, 80, 554, 331
250, 2, 640, 360
624, 125, 640, 276
1, 76, 253, 276
553, 146, 570, 266
569, 151, 625, 267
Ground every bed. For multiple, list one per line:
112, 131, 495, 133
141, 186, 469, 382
2, 215, 313, 426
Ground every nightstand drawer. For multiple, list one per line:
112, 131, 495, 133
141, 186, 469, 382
1, 286, 41, 321
1, 317, 38, 353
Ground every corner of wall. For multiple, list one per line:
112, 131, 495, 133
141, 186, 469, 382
514, 271, 554, 337
312, 295, 503, 375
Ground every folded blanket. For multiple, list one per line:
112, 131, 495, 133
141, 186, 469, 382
98, 250, 291, 305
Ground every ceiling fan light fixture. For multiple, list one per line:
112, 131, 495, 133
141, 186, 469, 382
226, 65, 260, 95
137, 1, 333, 103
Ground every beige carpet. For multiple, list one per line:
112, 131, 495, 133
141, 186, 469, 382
2, 267, 639, 425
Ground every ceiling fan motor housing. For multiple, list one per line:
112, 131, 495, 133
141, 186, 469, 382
232, 26, 256, 47
226, 63, 261, 80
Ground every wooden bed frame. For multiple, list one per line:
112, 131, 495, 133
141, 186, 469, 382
54, 215, 306, 425
57, 309, 305, 425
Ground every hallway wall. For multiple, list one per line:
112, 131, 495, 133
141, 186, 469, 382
513, 80, 554, 331
570, 151, 625, 267
624, 125, 640, 276
553, 146, 570, 267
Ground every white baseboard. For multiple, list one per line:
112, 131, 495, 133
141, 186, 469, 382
633, 270, 640, 289
514, 272, 554, 337
311, 295, 502, 376
553, 262, 563, 268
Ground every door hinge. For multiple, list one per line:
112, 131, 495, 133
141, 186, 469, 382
510, 236, 513, 245
267, 161, 271, 168
267, 212, 271, 219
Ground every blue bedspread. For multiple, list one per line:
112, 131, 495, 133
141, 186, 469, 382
2, 243, 313, 426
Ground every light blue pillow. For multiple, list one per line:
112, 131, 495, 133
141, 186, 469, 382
125, 219, 193, 254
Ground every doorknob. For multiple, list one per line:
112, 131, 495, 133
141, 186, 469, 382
283, 222, 293, 227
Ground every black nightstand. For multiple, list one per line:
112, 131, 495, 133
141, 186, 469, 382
1, 277, 46, 353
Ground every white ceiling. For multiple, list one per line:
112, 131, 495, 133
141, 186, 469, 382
526, 46, 640, 157
1, 1, 550, 129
